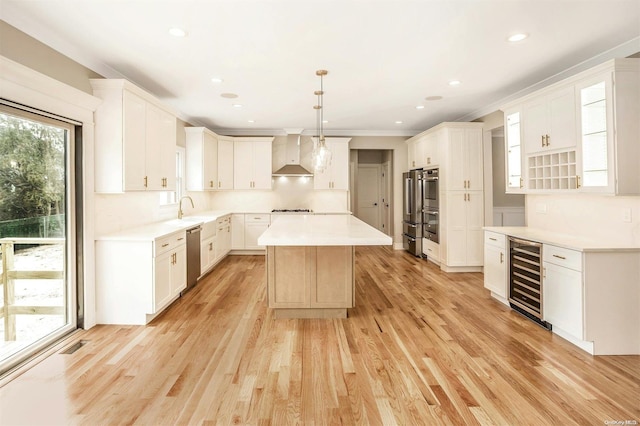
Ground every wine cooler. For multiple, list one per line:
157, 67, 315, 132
508, 237, 550, 329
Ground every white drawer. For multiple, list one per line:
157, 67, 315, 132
154, 231, 186, 256
422, 238, 440, 262
484, 231, 505, 249
245, 213, 270, 224
543, 244, 582, 271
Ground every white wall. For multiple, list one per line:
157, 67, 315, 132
527, 194, 640, 245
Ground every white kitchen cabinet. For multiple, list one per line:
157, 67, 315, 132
543, 260, 583, 341
313, 138, 351, 190
244, 214, 271, 250
442, 191, 484, 269
215, 215, 232, 261
91, 79, 177, 193
501, 58, 639, 195
200, 220, 217, 275
444, 125, 484, 191
575, 62, 640, 194
231, 214, 245, 250
411, 131, 441, 170
422, 238, 440, 264
217, 136, 234, 189
185, 127, 218, 191
407, 138, 417, 169
233, 137, 273, 190
504, 108, 525, 193
483, 231, 507, 303
522, 86, 576, 155
95, 230, 186, 325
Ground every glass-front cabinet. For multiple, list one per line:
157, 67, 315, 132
504, 108, 524, 193
576, 76, 611, 192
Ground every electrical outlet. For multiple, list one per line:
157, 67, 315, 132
622, 208, 632, 223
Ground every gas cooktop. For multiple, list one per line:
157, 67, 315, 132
271, 209, 312, 213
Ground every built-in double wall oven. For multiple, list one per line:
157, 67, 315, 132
422, 168, 439, 243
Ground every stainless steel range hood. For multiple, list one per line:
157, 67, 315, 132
272, 134, 314, 177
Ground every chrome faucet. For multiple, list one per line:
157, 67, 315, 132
178, 196, 194, 219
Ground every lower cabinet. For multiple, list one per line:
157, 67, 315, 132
215, 215, 231, 261
483, 231, 507, 302
543, 261, 583, 339
442, 191, 484, 270
96, 230, 186, 325
231, 213, 270, 251
267, 246, 354, 311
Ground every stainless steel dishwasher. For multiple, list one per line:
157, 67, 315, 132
184, 225, 202, 294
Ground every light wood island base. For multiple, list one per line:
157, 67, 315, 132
266, 245, 354, 318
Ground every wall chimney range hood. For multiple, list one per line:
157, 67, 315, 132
272, 133, 314, 177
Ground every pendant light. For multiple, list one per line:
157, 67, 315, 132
312, 69, 332, 172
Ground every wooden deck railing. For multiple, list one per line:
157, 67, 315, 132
0, 238, 65, 341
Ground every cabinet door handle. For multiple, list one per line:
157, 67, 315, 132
576, 175, 581, 189
427, 157, 431, 164
541, 135, 545, 147
162, 243, 169, 248
144, 176, 148, 187
219, 181, 221, 188
545, 135, 550, 146
500, 252, 504, 263
519, 177, 524, 188
489, 237, 497, 241
552, 254, 566, 260
177, 237, 184, 241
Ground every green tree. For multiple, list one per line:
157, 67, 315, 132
0, 112, 66, 222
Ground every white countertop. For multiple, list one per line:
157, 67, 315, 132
258, 215, 392, 246
97, 210, 233, 241
484, 226, 640, 252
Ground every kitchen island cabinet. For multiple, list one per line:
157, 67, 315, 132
258, 215, 392, 318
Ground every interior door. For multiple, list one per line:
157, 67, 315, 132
356, 164, 381, 230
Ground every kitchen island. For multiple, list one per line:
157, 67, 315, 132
258, 215, 392, 318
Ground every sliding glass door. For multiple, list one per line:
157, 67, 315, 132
0, 104, 78, 375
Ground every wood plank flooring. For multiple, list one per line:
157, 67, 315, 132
1, 246, 638, 425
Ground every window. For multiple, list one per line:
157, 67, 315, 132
159, 147, 185, 206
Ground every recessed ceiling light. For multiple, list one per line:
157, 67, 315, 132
395, 121, 403, 124
168, 27, 187, 37
232, 104, 243, 108
425, 96, 443, 101
211, 77, 224, 84
220, 93, 238, 99
449, 80, 461, 86
322, 120, 329, 124
416, 105, 425, 110
507, 33, 529, 42
247, 120, 255, 123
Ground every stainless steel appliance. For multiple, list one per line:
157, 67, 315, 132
184, 225, 202, 294
422, 168, 439, 243
402, 169, 423, 256
508, 237, 550, 329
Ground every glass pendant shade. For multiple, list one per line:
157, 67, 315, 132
312, 137, 332, 172
312, 70, 331, 172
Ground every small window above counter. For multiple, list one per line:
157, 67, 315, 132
501, 58, 639, 196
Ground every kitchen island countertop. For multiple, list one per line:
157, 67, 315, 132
258, 214, 392, 246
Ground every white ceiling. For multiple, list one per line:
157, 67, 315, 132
2, 0, 639, 136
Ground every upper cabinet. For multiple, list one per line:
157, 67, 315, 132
443, 124, 484, 191
502, 58, 639, 195
522, 86, 576, 155
217, 136, 234, 190
409, 131, 442, 170
185, 127, 218, 191
91, 79, 177, 193
313, 137, 351, 190
233, 137, 274, 190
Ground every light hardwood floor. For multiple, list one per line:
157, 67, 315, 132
1, 247, 638, 425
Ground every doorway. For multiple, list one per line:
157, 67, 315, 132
0, 104, 79, 375
351, 149, 393, 235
